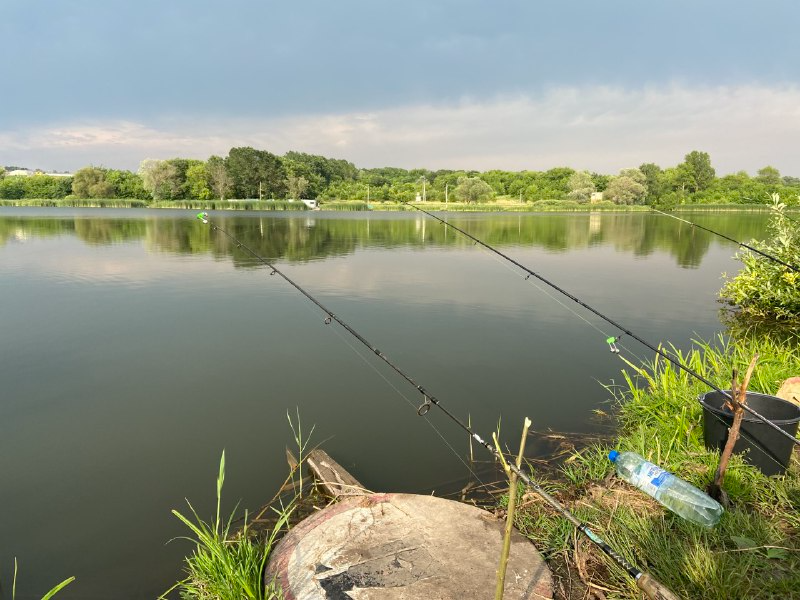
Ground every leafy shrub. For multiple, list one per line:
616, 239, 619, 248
720, 195, 800, 322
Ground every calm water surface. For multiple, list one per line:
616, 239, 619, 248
0, 208, 769, 598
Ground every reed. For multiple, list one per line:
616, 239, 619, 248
318, 201, 371, 211
0, 198, 148, 208
150, 200, 309, 211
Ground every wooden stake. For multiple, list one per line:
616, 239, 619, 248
709, 354, 758, 503
494, 417, 532, 600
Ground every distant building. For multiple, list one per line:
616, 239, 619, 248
590, 192, 604, 203
4, 169, 72, 177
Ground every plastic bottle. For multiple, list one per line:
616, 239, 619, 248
608, 450, 723, 527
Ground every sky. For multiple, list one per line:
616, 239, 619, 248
2, 0, 799, 175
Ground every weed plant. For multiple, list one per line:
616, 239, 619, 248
510, 333, 800, 599
720, 195, 800, 323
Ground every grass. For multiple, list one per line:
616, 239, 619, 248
165, 411, 316, 600
507, 333, 800, 599
163, 450, 293, 600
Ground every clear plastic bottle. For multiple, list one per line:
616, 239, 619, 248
608, 450, 723, 527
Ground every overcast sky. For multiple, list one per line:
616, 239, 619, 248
2, 0, 799, 175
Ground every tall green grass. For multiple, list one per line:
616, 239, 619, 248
163, 450, 292, 600
165, 411, 316, 599
0, 198, 148, 208
512, 334, 800, 599
318, 201, 371, 211
150, 200, 309, 211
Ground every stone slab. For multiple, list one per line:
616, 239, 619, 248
266, 493, 552, 599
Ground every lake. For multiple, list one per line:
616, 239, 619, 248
0, 207, 769, 598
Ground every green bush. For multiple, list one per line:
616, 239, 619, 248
720, 195, 800, 323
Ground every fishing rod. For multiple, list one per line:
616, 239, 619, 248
401, 202, 800, 450
196, 212, 680, 600
650, 207, 799, 273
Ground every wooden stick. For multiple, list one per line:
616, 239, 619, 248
494, 417, 532, 600
712, 354, 758, 496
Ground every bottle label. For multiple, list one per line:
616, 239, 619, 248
630, 462, 671, 496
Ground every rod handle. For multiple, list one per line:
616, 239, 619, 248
637, 573, 681, 600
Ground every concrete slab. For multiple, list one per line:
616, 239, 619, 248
266, 493, 553, 599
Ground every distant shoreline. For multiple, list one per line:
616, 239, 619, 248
0, 199, 787, 213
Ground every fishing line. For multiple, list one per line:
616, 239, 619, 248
650, 207, 799, 273
402, 203, 800, 449
197, 213, 678, 600
307, 297, 494, 492
434, 217, 789, 469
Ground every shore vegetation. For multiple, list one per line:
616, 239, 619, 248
720, 195, 800, 325
3, 149, 799, 210
508, 334, 800, 599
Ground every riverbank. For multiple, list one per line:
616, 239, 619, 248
169, 334, 799, 599
1, 197, 793, 213
509, 334, 800, 599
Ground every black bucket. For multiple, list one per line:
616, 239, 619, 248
700, 390, 800, 476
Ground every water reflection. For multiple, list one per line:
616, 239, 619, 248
0, 209, 771, 269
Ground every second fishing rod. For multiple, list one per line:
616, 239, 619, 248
196, 212, 680, 600
650, 206, 799, 273
401, 202, 800, 450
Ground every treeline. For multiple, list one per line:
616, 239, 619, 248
2, 149, 798, 205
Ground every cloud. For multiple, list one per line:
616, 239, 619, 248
3, 84, 799, 175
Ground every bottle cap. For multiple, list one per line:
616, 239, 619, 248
608, 450, 619, 462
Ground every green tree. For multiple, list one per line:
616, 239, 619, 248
23, 174, 72, 198
0, 177, 26, 199
186, 163, 212, 199
756, 166, 781, 186
455, 177, 494, 203
566, 170, 595, 203
604, 169, 647, 205
72, 167, 114, 198
639, 163, 667, 203
105, 169, 149, 199
590, 172, 611, 192
782, 176, 800, 188
680, 150, 716, 193
0, 166, 6, 179
163, 158, 197, 199
226, 147, 287, 199
139, 159, 179, 201
286, 175, 309, 200
207, 156, 232, 201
